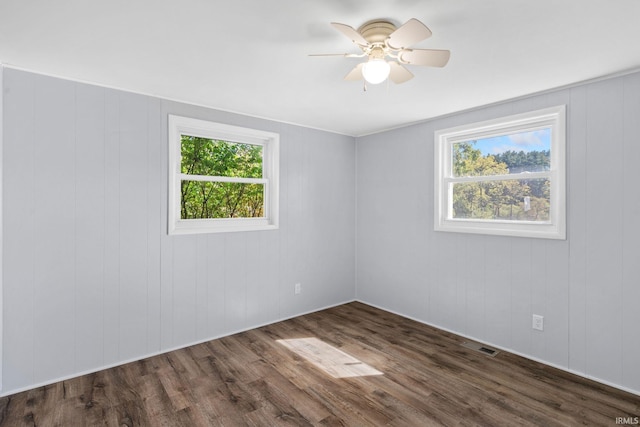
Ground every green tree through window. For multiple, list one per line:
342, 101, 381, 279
180, 136, 265, 219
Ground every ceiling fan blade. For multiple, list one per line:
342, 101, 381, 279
388, 62, 414, 84
331, 22, 369, 46
344, 63, 364, 81
399, 49, 451, 67
386, 18, 432, 50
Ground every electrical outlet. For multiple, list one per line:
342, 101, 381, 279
294, 283, 301, 295
532, 314, 544, 331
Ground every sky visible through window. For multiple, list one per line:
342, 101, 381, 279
473, 128, 551, 156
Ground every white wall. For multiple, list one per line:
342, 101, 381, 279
1, 68, 356, 395
356, 71, 640, 395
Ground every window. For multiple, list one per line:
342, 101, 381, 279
434, 106, 566, 239
168, 115, 279, 234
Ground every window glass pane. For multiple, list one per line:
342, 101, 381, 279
181, 136, 263, 178
452, 128, 551, 177
451, 178, 550, 221
181, 181, 264, 219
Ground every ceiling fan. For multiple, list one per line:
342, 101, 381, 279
312, 18, 450, 87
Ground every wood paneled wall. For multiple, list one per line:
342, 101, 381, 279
356, 71, 640, 395
1, 68, 356, 395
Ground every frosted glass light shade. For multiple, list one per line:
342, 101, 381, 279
362, 59, 390, 84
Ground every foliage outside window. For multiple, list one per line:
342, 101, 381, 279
168, 115, 279, 234
434, 106, 566, 239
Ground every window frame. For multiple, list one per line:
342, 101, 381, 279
168, 115, 279, 235
434, 105, 566, 239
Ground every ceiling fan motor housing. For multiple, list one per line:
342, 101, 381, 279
357, 20, 397, 44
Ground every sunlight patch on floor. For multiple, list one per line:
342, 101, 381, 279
277, 337, 383, 378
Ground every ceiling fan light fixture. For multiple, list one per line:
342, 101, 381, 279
315, 18, 450, 87
362, 58, 390, 84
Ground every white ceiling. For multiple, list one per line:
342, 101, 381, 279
1, 0, 640, 136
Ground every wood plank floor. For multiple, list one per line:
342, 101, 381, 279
0, 302, 638, 426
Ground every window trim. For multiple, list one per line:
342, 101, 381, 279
168, 115, 279, 235
434, 105, 566, 239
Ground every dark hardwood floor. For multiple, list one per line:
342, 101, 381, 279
0, 302, 638, 426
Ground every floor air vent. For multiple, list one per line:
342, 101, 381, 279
461, 341, 499, 357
